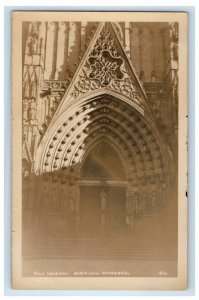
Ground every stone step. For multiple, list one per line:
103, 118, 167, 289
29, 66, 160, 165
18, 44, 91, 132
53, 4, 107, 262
23, 251, 176, 260
23, 255, 172, 260
23, 238, 176, 260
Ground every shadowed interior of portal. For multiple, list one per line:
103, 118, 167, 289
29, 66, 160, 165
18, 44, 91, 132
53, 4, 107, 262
80, 141, 126, 237
82, 141, 126, 179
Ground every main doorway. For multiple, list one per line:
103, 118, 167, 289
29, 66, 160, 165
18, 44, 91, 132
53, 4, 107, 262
80, 185, 126, 238
79, 140, 127, 238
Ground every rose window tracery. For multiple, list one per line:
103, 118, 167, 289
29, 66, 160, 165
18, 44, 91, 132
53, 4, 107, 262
88, 50, 124, 86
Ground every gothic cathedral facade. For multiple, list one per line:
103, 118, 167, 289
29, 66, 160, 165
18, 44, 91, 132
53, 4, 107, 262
22, 21, 178, 249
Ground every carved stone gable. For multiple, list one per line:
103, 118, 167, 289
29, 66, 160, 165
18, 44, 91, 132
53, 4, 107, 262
49, 22, 152, 127
70, 24, 141, 104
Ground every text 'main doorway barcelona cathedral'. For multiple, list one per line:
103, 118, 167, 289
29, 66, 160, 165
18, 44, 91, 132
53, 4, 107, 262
21, 19, 180, 278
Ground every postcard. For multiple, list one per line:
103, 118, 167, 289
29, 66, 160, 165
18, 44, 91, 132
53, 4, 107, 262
12, 11, 188, 290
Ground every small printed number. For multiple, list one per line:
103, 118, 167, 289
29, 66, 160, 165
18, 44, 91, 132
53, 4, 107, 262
159, 271, 168, 276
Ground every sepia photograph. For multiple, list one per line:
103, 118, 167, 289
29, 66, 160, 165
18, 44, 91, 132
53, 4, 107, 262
11, 11, 188, 290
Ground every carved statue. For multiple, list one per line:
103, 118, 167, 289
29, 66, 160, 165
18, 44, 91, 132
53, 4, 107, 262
28, 98, 36, 120
126, 189, 132, 215
151, 71, 156, 83
170, 23, 178, 61
26, 23, 39, 55
23, 79, 30, 99
27, 37, 36, 55
100, 188, 107, 211
31, 77, 37, 98
22, 98, 29, 120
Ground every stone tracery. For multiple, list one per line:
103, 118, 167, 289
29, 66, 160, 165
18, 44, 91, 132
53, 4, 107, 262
71, 24, 142, 104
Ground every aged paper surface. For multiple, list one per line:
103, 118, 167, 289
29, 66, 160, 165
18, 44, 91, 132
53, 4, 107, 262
12, 11, 188, 290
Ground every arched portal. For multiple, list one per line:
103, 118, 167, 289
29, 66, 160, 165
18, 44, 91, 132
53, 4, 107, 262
33, 93, 173, 238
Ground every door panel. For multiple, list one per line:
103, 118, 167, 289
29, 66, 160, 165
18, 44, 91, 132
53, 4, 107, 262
80, 186, 101, 237
107, 187, 126, 234
80, 185, 126, 237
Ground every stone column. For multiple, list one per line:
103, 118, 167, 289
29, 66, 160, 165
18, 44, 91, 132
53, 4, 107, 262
152, 26, 165, 82
134, 190, 139, 216
68, 22, 77, 67
138, 28, 145, 82
100, 188, 107, 233
126, 184, 135, 229
63, 178, 69, 231
125, 188, 131, 227
68, 22, 81, 75
25, 23, 33, 54
22, 98, 29, 122
74, 182, 80, 233
44, 22, 56, 79
28, 173, 38, 231
150, 189, 157, 213
55, 22, 67, 80
37, 22, 46, 58
141, 28, 152, 82
124, 22, 130, 58
81, 22, 87, 51
149, 28, 157, 82
130, 26, 141, 75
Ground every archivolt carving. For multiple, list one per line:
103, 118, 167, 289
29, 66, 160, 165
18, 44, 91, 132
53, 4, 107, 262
35, 94, 169, 214
39, 96, 166, 185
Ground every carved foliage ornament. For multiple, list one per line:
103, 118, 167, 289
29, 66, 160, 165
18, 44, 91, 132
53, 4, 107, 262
71, 25, 141, 104
89, 50, 123, 86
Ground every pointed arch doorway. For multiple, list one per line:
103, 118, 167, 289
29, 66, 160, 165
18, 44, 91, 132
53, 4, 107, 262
34, 92, 170, 241
79, 139, 128, 238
